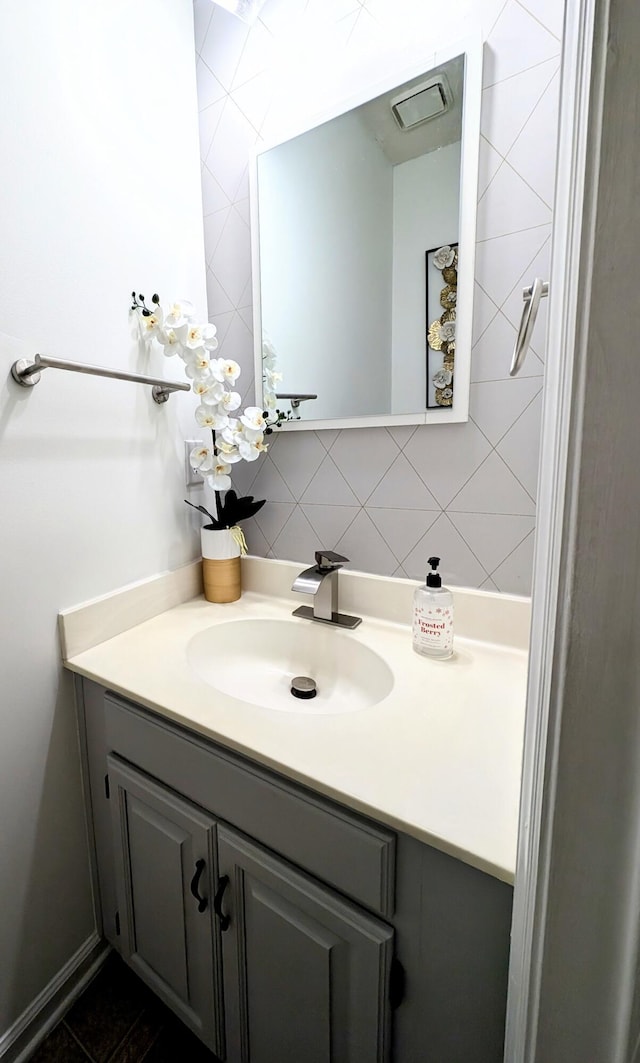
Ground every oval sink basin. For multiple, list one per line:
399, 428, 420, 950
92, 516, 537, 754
186, 618, 394, 714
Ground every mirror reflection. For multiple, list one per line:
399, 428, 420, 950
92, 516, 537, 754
254, 52, 471, 425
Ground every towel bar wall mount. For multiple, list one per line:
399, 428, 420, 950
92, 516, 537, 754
10, 354, 191, 404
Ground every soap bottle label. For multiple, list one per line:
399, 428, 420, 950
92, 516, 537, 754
413, 603, 454, 655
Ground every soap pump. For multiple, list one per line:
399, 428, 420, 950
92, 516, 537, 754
412, 556, 454, 659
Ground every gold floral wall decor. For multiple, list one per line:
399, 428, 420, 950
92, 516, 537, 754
426, 242, 458, 408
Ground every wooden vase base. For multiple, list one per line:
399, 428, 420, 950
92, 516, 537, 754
202, 557, 241, 603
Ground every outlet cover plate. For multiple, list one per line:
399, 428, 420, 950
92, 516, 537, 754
185, 440, 204, 488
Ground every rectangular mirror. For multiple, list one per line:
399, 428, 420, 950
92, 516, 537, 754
251, 39, 482, 431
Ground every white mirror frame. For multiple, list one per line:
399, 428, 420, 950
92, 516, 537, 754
250, 35, 483, 432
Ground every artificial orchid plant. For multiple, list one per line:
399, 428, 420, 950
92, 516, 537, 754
131, 292, 285, 533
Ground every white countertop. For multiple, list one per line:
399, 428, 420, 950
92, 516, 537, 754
62, 561, 528, 884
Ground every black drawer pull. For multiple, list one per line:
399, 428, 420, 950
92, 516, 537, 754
214, 874, 231, 931
190, 859, 208, 913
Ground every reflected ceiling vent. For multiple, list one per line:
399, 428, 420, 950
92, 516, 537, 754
390, 75, 452, 131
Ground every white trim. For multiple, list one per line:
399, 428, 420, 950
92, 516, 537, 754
0, 933, 108, 1063
250, 35, 483, 429
503, 0, 599, 1059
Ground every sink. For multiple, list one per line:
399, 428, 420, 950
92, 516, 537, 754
186, 618, 394, 714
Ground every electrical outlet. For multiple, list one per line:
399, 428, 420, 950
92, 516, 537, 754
184, 440, 203, 488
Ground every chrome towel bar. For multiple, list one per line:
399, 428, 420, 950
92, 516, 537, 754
509, 278, 550, 377
10, 354, 190, 404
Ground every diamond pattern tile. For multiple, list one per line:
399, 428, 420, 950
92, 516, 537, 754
366, 452, 439, 510
470, 309, 541, 383
481, 57, 558, 158
404, 422, 492, 509
448, 512, 535, 575
301, 503, 360, 546
272, 505, 321, 563
194, 0, 563, 590
448, 451, 535, 515
507, 71, 560, 208
271, 432, 326, 497
403, 514, 488, 588
476, 162, 551, 242
335, 510, 398, 576
496, 390, 544, 500
330, 428, 399, 504
492, 529, 536, 595
300, 454, 360, 506
470, 376, 542, 445
482, 0, 561, 88
367, 508, 439, 564
475, 225, 552, 308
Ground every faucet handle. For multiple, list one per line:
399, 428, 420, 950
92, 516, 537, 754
315, 550, 348, 572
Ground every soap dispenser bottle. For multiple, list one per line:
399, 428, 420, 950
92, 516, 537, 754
412, 556, 454, 659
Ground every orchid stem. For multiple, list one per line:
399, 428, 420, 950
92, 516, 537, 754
211, 429, 224, 523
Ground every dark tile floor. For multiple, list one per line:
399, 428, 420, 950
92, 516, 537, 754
29, 953, 220, 1062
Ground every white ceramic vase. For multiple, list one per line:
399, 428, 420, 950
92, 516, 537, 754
201, 527, 241, 560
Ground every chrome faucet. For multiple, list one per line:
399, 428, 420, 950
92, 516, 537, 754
291, 551, 362, 629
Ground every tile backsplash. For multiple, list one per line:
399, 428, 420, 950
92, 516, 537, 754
193, 0, 562, 594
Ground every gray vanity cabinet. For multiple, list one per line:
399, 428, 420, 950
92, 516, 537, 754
77, 679, 513, 1063
218, 825, 393, 1063
106, 755, 223, 1056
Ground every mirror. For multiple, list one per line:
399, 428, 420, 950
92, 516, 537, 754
251, 40, 482, 431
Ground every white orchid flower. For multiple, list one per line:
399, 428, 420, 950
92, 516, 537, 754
240, 406, 267, 435
217, 440, 243, 464
262, 337, 277, 369
140, 310, 163, 340
201, 384, 226, 406
185, 351, 211, 380
238, 437, 268, 462
219, 390, 241, 413
264, 391, 277, 410
189, 445, 214, 473
210, 358, 241, 386
185, 323, 218, 351
192, 378, 214, 398
220, 417, 239, 438
157, 326, 186, 355
195, 405, 229, 430
164, 300, 194, 329
265, 368, 282, 388
205, 458, 232, 492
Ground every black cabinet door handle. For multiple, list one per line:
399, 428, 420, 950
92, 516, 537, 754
190, 859, 208, 913
213, 874, 230, 931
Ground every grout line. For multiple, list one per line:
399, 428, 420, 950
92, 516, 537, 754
483, 53, 562, 92
475, 220, 551, 244
501, 154, 555, 214
488, 527, 535, 580
495, 446, 537, 507
492, 382, 543, 449
515, 0, 562, 42
61, 1020, 99, 1062
444, 512, 492, 581
443, 448, 495, 512
486, 0, 510, 40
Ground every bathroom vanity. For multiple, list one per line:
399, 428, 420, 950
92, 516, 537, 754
64, 558, 528, 1063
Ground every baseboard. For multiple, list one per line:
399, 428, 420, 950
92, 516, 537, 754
0, 933, 110, 1063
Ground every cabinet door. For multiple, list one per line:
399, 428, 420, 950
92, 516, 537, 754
218, 825, 393, 1063
107, 755, 223, 1056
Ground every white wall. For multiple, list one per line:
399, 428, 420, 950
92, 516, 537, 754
195, 0, 561, 593
391, 142, 461, 413
0, 0, 205, 1042
258, 110, 392, 419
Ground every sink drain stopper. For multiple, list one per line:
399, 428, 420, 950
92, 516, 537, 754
291, 676, 317, 700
